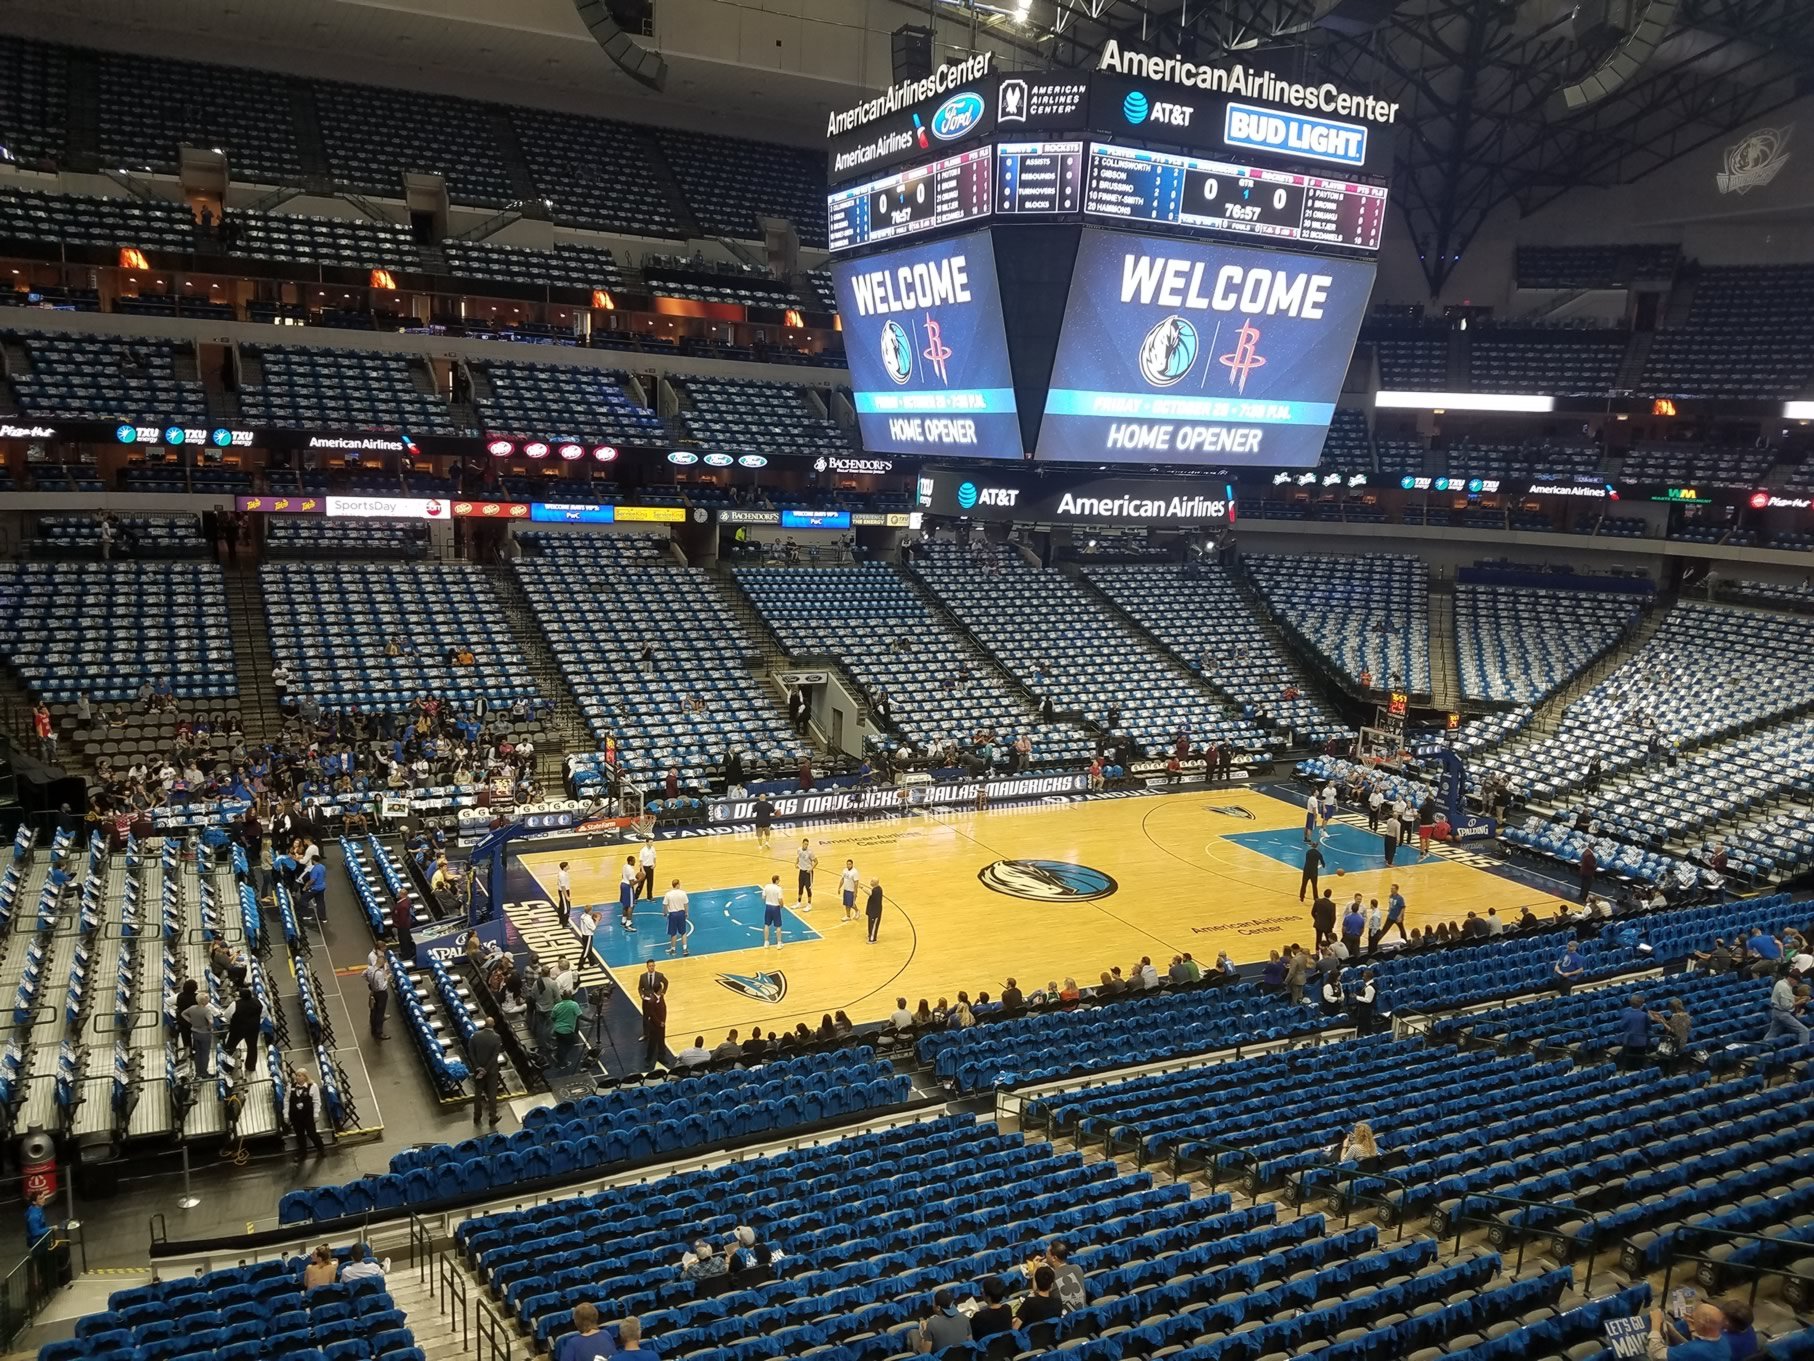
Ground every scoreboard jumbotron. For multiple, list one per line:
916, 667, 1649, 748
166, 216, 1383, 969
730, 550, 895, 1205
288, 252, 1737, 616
824, 48, 1397, 469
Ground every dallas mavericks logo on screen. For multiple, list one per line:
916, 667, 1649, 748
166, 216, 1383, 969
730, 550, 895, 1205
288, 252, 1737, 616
1138, 315, 1199, 386
880, 319, 914, 385
978, 860, 1118, 902
1123, 90, 1150, 124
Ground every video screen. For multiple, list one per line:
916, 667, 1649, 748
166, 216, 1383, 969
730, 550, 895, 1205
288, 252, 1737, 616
1036, 228, 1374, 467
831, 229, 1022, 459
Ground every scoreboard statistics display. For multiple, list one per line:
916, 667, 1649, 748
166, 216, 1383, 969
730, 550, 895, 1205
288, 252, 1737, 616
1084, 143, 1387, 253
830, 229, 1022, 459
828, 147, 994, 254
1036, 229, 1375, 467
994, 142, 1084, 214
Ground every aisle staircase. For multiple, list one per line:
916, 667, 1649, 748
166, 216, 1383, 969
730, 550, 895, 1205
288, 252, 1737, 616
226, 567, 279, 743
485, 565, 594, 784
1427, 583, 1460, 713
1527, 592, 1674, 736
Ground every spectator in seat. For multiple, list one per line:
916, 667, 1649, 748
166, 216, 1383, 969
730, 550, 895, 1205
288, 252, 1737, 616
1015, 1267, 1063, 1327
1333, 1119, 1381, 1171
1715, 1299, 1756, 1360
889, 998, 912, 1029
1646, 1301, 1731, 1360
554, 1302, 617, 1361
1000, 979, 1024, 1011
1766, 975, 1811, 1049
681, 1239, 725, 1281
616, 1316, 648, 1356
920, 1289, 970, 1350
743, 1027, 768, 1059
340, 1243, 386, 1283
1058, 978, 1081, 1002
1044, 1240, 1086, 1311
970, 1277, 1014, 1339
303, 1244, 336, 1289
677, 1035, 711, 1067
712, 1030, 744, 1061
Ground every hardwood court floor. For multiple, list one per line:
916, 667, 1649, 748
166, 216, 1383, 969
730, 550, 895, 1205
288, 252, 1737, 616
516, 788, 1549, 1048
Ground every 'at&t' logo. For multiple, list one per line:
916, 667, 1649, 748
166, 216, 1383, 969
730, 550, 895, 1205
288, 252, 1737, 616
957, 481, 1020, 509
1123, 89, 1193, 127
930, 91, 986, 141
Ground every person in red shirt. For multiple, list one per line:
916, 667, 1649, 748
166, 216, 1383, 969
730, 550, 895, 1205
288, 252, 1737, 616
31, 703, 54, 764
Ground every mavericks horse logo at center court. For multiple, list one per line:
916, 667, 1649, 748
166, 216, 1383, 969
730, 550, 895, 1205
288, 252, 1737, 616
715, 970, 788, 1004
978, 859, 1118, 902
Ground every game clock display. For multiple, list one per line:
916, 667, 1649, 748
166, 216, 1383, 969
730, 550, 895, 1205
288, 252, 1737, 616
1084, 143, 1387, 253
828, 147, 994, 254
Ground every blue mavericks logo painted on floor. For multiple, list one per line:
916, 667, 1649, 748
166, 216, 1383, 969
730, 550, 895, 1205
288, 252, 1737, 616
978, 859, 1118, 902
717, 970, 788, 1004
587, 885, 820, 967
1226, 823, 1423, 873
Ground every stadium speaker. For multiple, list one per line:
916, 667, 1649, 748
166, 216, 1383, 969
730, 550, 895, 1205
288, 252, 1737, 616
1555, 0, 1677, 110
572, 0, 668, 92
892, 25, 935, 83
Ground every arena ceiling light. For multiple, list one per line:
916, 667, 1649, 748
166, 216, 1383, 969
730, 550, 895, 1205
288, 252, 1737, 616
1783, 401, 1814, 420
1375, 391, 1556, 413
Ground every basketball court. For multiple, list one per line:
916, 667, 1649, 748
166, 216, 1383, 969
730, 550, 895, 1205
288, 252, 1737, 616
507, 787, 1551, 1047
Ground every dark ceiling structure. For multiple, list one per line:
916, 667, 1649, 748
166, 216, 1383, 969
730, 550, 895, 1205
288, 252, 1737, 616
945, 0, 1813, 292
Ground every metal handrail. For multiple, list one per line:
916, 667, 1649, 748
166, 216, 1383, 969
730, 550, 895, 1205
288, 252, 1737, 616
436, 1249, 471, 1353
475, 1297, 512, 1361
0, 1218, 85, 1346
1304, 1160, 1422, 1240
407, 1213, 431, 1281
1439, 1187, 1589, 1288
1664, 1246, 1812, 1310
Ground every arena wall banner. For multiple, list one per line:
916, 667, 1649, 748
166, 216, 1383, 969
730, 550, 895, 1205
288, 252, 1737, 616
707, 772, 1089, 825
916, 468, 1235, 525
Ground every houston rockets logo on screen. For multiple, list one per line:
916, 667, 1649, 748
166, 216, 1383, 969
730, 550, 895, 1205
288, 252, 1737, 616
1038, 230, 1374, 467
831, 229, 1022, 459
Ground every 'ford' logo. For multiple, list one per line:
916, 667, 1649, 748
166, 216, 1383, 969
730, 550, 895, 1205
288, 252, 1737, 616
930, 92, 985, 141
